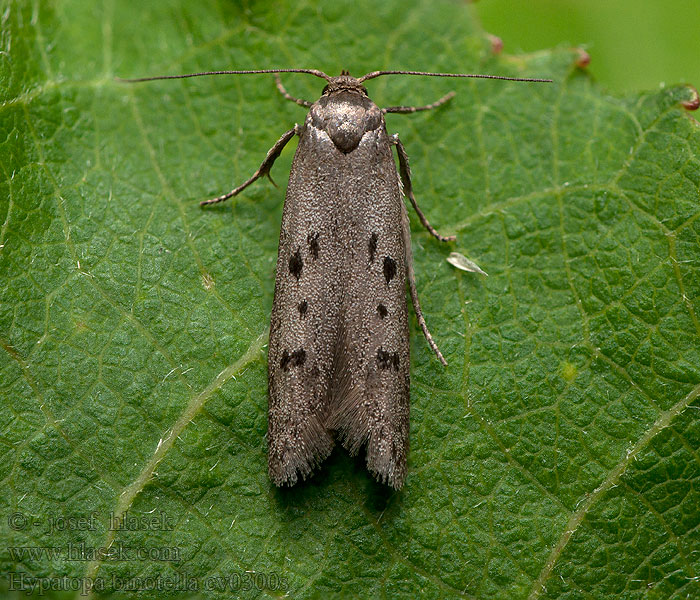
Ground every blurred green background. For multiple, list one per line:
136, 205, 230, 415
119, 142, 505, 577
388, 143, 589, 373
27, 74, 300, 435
475, 0, 700, 93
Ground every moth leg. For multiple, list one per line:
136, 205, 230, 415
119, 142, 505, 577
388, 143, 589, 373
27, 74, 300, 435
391, 134, 456, 243
200, 125, 299, 206
383, 91, 455, 114
401, 200, 448, 366
274, 74, 313, 108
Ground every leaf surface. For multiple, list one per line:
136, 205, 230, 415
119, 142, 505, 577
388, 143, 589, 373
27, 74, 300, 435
1, 1, 699, 598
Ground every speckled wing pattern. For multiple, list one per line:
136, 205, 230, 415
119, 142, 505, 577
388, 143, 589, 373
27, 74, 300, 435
267, 88, 410, 489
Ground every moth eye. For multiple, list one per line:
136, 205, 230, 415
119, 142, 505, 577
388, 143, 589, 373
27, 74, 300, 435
383, 256, 397, 284
321, 84, 330, 94
298, 300, 308, 316
377, 304, 388, 318
289, 248, 303, 280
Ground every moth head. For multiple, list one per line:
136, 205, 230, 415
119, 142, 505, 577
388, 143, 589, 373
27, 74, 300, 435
321, 72, 369, 97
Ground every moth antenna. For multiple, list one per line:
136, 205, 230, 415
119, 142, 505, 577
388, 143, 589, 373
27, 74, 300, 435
359, 70, 552, 83
116, 68, 332, 83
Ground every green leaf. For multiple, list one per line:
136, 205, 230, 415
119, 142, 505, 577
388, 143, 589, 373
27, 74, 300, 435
1, 1, 699, 599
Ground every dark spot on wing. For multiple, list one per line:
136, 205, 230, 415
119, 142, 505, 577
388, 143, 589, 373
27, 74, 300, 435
298, 300, 308, 317
289, 248, 303, 280
307, 232, 320, 259
270, 314, 282, 335
280, 350, 291, 370
377, 303, 388, 318
377, 347, 400, 371
291, 349, 306, 366
383, 256, 396, 284
281, 348, 306, 371
377, 348, 390, 369
368, 232, 378, 263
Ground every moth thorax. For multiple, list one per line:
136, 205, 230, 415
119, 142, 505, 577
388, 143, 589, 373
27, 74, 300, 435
312, 91, 382, 153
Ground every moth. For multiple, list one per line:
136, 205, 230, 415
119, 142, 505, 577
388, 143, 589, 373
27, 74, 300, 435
121, 68, 550, 489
